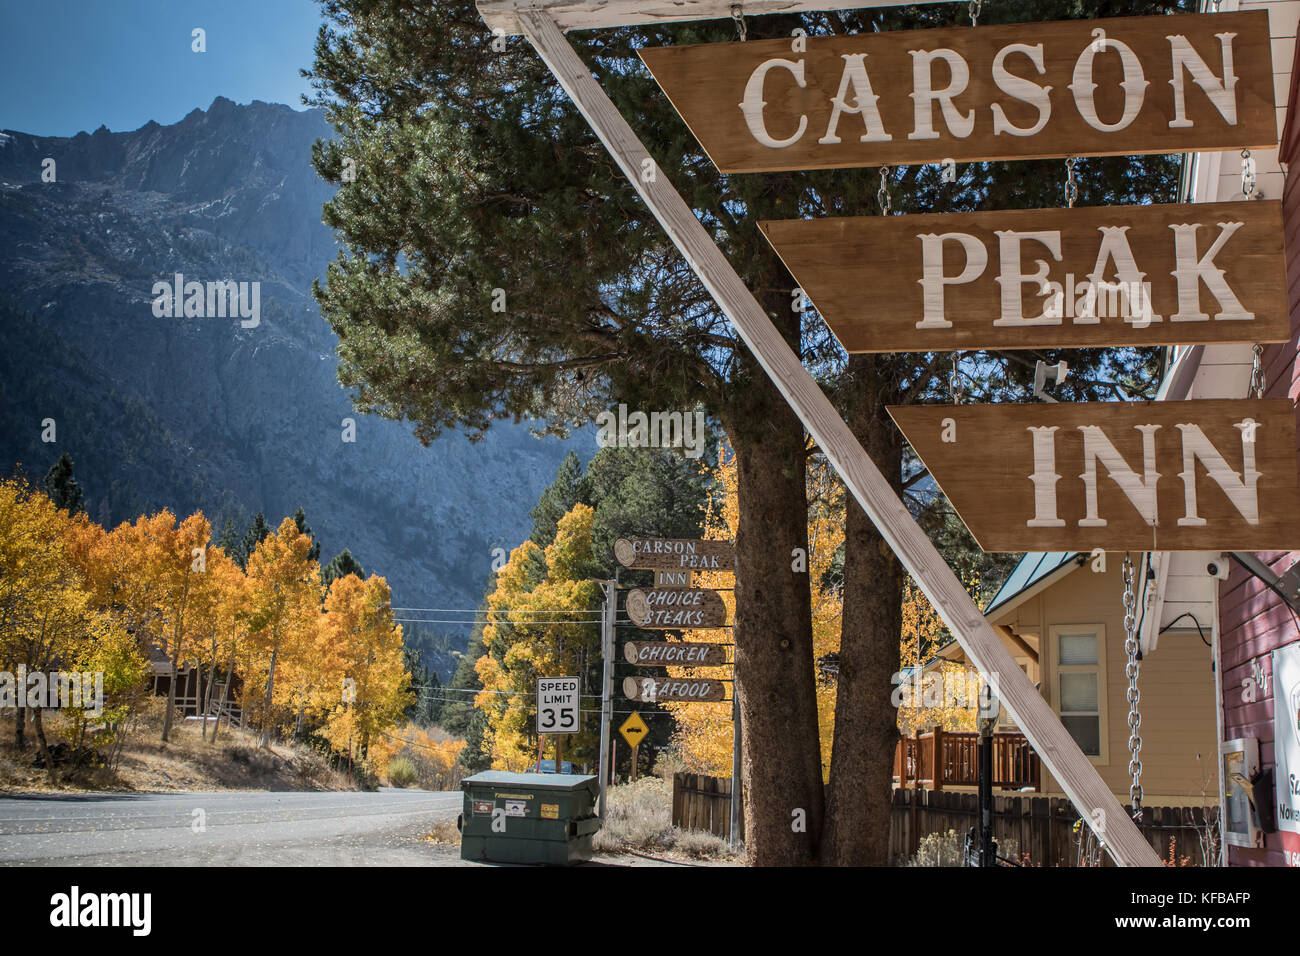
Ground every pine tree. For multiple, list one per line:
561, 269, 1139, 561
322, 548, 364, 591
292, 507, 322, 562
43, 452, 84, 515
236, 512, 271, 570
528, 451, 586, 548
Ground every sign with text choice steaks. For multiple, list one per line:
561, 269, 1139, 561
614, 537, 734, 571
639, 11, 1277, 173
626, 587, 727, 629
889, 399, 1300, 552
761, 200, 1286, 353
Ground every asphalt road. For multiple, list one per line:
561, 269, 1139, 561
0, 789, 465, 866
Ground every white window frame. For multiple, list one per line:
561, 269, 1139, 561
1052, 624, 1109, 765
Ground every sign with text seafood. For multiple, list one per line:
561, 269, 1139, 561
639, 11, 1276, 173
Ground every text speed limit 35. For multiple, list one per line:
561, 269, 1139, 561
536, 677, 579, 734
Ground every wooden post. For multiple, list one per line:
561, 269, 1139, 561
509, 7, 1160, 867
933, 727, 944, 792
556, 733, 564, 774
630, 742, 639, 782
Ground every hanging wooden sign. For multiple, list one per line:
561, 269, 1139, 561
614, 537, 735, 570
762, 200, 1286, 353
626, 588, 728, 628
624, 640, 729, 667
889, 399, 1300, 552
623, 675, 727, 702
639, 11, 1276, 173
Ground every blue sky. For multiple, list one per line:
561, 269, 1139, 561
0, 0, 323, 137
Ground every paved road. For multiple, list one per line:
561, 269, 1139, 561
0, 789, 464, 866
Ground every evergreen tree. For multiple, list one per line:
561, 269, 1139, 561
528, 450, 586, 547
236, 512, 272, 570
216, 516, 241, 557
323, 548, 365, 591
292, 506, 322, 562
43, 452, 83, 515
307, 0, 1182, 864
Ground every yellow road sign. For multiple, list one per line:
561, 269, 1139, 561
619, 711, 648, 749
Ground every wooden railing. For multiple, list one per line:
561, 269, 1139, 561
894, 729, 1040, 792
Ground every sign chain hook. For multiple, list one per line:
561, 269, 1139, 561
969, 0, 982, 28
877, 165, 892, 216
1250, 343, 1266, 399
731, 3, 747, 42
1122, 553, 1143, 823
1064, 157, 1079, 208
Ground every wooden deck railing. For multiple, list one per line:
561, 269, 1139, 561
894, 729, 1040, 792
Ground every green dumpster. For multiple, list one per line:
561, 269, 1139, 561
458, 771, 601, 865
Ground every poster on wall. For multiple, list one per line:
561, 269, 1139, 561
1273, 642, 1300, 864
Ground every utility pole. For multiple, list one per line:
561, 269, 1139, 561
598, 579, 615, 817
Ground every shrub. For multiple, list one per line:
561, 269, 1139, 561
906, 828, 966, 867
386, 757, 418, 788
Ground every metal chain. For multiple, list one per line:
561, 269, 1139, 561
949, 352, 964, 404
1250, 343, 1265, 398
877, 165, 892, 216
1064, 157, 1079, 208
969, 0, 982, 27
1122, 553, 1144, 822
1242, 148, 1257, 199
731, 3, 747, 42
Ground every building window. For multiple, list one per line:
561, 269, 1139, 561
1055, 628, 1104, 758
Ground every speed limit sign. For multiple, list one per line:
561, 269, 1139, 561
536, 677, 579, 734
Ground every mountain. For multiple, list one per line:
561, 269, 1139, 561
0, 97, 586, 673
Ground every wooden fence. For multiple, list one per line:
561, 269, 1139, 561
672, 772, 743, 841
891, 788, 1218, 867
894, 729, 1040, 791
672, 774, 1217, 865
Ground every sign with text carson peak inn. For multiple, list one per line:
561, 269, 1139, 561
761, 200, 1287, 353
639, 11, 1277, 173
889, 399, 1300, 553
614, 537, 735, 571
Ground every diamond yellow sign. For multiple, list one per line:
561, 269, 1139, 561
619, 712, 648, 749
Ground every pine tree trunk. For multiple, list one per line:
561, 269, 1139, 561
819, 354, 904, 865
162, 654, 180, 743
727, 301, 824, 866
14, 701, 24, 749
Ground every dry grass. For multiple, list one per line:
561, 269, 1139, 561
592, 777, 740, 862
0, 710, 357, 794
420, 819, 462, 845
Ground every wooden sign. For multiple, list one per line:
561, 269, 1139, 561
625, 588, 727, 629
762, 200, 1287, 353
623, 675, 727, 702
655, 569, 692, 587
614, 537, 734, 571
624, 640, 729, 667
889, 399, 1300, 552
639, 11, 1276, 173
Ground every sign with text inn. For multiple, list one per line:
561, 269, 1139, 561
762, 200, 1286, 353
639, 11, 1276, 173
614, 537, 735, 571
889, 399, 1300, 552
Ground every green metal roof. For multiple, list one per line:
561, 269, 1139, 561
983, 552, 1081, 617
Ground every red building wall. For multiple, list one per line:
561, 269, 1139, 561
1220, 32, 1300, 867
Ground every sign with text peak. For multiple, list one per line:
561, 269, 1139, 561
639, 11, 1276, 174
762, 200, 1287, 353
889, 399, 1300, 553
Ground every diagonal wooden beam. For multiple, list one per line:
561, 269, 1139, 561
511, 8, 1161, 866
479, 0, 948, 35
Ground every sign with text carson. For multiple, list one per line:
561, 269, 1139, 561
761, 200, 1287, 353
639, 11, 1276, 173
889, 399, 1300, 552
614, 537, 735, 571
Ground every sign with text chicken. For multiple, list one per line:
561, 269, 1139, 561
639, 11, 1276, 173
889, 399, 1300, 552
761, 200, 1287, 352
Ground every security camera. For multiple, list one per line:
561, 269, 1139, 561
1207, 558, 1230, 581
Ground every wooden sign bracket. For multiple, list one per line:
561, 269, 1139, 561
487, 1, 1162, 866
